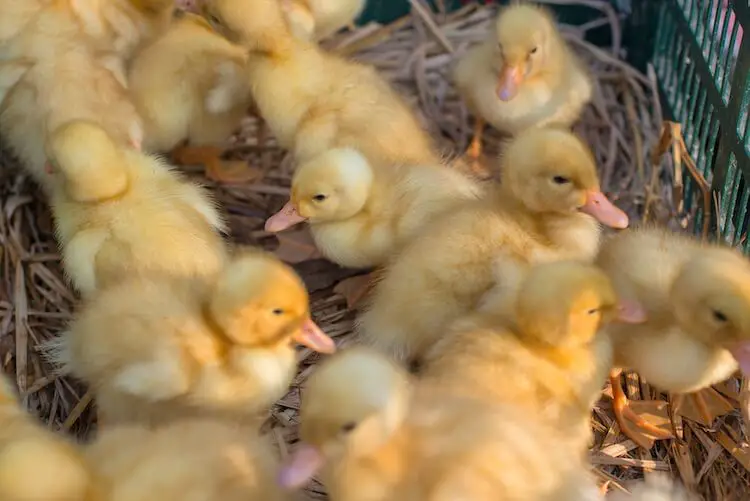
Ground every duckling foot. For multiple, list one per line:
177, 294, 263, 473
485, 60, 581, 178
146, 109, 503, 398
205, 159, 262, 184
463, 118, 492, 179
610, 369, 674, 449
672, 388, 735, 427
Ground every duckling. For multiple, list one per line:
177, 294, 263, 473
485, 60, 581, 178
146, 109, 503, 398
265, 148, 482, 268
358, 128, 628, 363
421, 261, 646, 455
454, 4, 592, 169
87, 418, 289, 501
46, 120, 227, 297
276, 348, 600, 501
280, 0, 366, 41
0, 375, 101, 501
200, 0, 439, 166
129, 12, 258, 183
53, 250, 335, 427
597, 226, 750, 448
0, 5, 143, 193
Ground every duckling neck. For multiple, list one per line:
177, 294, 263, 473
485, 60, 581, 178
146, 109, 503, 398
536, 212, 601, 261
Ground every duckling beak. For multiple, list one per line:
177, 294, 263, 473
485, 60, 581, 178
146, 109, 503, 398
175, 0, 200, 13
44, 161, 56, 175
277, 443, 325, 489
265, 200, 308, 232
496, 65, 523, 102
293, 317, 336, 354
580, 191, 629, 229
728, 342, 750, 377
616, 299, 647, 324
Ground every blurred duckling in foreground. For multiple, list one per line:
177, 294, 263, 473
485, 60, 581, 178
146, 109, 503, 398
422, 261, 646, 455
277, 348, 600, 501
199, 0, 439, 165
454, 4, 592, 170
47, 120, 227, 296
280, 0, 366, 41
0, 375, 100, 501
87, 418, 289, 501
597, 227, 750, 448
265, 148, 482, 268
129, 12, 257, 183
0, 4, 143, 193
55, 251, 335, 427
358, 128, 628, 363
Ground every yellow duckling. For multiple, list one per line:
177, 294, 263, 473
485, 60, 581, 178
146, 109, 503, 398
129, 12, 257, 183
421, 261, 646, 455
200, 0, 439, 165
280, 0, 366, 41
358, 128, 628, 363
454, 4, 592, 168
87, 418, 289, 501
0, 375, 101, 501
597, 226, 750, 448
265, 148, 482, 268
53, 250, 335, 427
46, 120, 227, 297
276, 348, 599, 501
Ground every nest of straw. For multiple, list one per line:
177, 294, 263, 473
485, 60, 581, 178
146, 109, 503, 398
0, 1, 748, 499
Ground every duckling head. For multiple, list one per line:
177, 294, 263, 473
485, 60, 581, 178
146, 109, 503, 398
670, 248, 750, 376
265, 148, 374, 232
515, 261, 645, 349
277, 348, 410, 489
492, 4, 562, 101
208, 251, 336, 353
500, 128, 629, 229
201, 0, 291, 48
46, 121, 129, 203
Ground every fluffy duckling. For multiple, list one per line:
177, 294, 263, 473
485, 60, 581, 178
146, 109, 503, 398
358, 128, 628, 363
69, 0, 176, 63
280, 0, 366, 41
87, 418, 289, 501
277, 348, 599, 501
454, 4, 592, 168
54, 250, 335, 427
597, 226, 750, 447
0, 1, 143, 193
129, 12, 258, 183
421, 261, 646, 455
46, 120, 227, 296
265, 148, 482, 268
200, 0, 439, 165
0, 376, 101, 501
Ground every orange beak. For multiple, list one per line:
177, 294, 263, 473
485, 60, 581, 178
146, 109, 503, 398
293, 317, 336, 354
579, 190, 629, 229
729, 342, 750, 378
496, 65, 524, 101
265, 200, 308, 232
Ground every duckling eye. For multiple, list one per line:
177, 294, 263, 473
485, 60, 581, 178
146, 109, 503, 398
312, 194, 327, 202
208, 14, 221, 26
587, 308, 599, 315
712, 310, 728, 322
340, 421, 357, 433
529, 46, 538, 55
552, 176, 570, 185
272, 308, 285, 316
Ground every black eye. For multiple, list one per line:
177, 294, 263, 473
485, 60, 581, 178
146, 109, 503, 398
587, 308, 599, 315
713, 310, 728, 322
272, 308, 284, 316
312, 194, 327, 202
553, 176, 570, 184
530, 47, 538, 54
340, 421, 357, 433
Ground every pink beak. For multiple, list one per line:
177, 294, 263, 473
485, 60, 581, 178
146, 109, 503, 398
277, 443, 325, 490
729, 342, 750, 378
580, 191, 629, 229
496, 65, 523, 102
293, 317, 336, 354
616, 299, 647, 324
175, 0, 201, 13
265, 200, 307, 232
